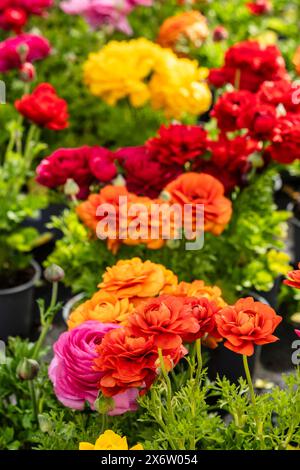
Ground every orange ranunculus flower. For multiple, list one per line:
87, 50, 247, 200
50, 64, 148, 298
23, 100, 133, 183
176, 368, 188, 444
67, 290, 135, 329
99, 257, 178, 301
165, 172, 232, 236
215, 297, 282, 356
293, 46, 300, 75
127, 295, 200, 350
157, 10, 209, 55
76, 186, 181, 253
162, 280, 226, 307
284, 263, 300, 289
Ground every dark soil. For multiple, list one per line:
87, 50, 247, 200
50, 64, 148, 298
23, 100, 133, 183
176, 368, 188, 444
0, 265, 35, 290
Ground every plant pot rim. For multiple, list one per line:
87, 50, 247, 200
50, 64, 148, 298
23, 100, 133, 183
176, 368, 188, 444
0, 260, 41, 296
63, 292, 85, 324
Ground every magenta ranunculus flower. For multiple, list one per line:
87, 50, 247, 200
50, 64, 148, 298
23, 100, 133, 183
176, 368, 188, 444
0, 34, 51, 72
48, 321, 139, 414
36, 146, 117, 198
60, 0, 153, 34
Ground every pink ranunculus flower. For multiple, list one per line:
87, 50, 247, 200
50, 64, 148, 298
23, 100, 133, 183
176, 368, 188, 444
49, 321, 139, 414
88, 146, 117, 182
60, 0, 152, 34
296, 330, 300, 338
0, 34, 51, 73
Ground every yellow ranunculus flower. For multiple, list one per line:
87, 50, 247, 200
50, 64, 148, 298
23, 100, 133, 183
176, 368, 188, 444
79, 430, 143, 450
83, 38, 212, 119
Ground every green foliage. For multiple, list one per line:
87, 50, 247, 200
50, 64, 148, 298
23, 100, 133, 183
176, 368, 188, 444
47, 168, 291, 301
0, 120, 48, 277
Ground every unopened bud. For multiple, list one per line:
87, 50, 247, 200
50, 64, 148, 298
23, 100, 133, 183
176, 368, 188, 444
94, 394, 115, 414
17, 358, 39, 381
213, 26, 228, 42
64, 178, 80, 197
112, 174, 126, 187
19, 62, 36, 82
160, 190, 171, 201
17, 43, 29, 63
44, 264, 65, 283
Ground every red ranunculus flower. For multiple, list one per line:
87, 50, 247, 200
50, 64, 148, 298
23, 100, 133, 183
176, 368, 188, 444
258, 80, 300, 114
283, 263, 300, 289
237, 102, 277, 140
265, 114, 300, 163
208, 40, 288, 92
194, 135, 260, 193
0, 34, 50, 72
127, 295, 200, 350
146, 123, 208, 166
246, 0, 272, 15
211, 90, 256, 132
116, 145, 182, 198
180, 297, 221, 344
0, 1, 52, 33
94, 328, 158, 397
15, 83, 69, 130
215, 297, 282, 356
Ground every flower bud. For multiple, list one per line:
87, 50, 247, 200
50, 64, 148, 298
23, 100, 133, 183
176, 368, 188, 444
64, 178, 80, 197
94, 394, 115, 414
17, 43, 29, 63
19, 62, 36, 82
213, 26, 228, 42
17, 358, 39, 381
44, 264, 65, 283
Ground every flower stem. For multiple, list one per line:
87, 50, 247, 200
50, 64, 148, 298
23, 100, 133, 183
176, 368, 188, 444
195, 339, 202, 385
32, 282, 58, 360
242, 354, 256, 406
158, 347, 174, 421
29, 380, 38, 425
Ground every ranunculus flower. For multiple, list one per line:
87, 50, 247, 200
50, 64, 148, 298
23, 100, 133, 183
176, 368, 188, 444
88, 146, 117, 182
197, 135, 260, 193
283, 263, 300, 289
61, 0, 152, 35
265, 114, 300, 164
48, 321, 139, 414
208, 40, 288, 92
165, 172, 232, 235
67, 291, 135, 329
246, 0, 272, 15
0, 1, 53, 32
163, 280, 226, 308
258, 80, 300, 114
99, 257, 178, 302
94, 327, 159, 396
211, 90, 256, 132
293, 46, 300, 76
127, 295, 200, 350
15, 83, 69, 130
157, 10, 209, 55
116, 146, 181, 198
146, 123, 208, 166
180, 297, 221, 344
0, 34, 50, 72
237, 102, 277, 140
79, 430, 143, 451
215, 297, 282, 356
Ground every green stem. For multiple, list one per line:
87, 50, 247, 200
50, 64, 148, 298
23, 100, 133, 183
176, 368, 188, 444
195, 339, 202, 385
242, 354, 256, 406
32, 282, 58, 360
158, 347, 174, 421
29, 380, 38, 425
24, 124, 36, 166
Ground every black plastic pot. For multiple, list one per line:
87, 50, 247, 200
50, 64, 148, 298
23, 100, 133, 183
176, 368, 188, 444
0, 260, 41, 342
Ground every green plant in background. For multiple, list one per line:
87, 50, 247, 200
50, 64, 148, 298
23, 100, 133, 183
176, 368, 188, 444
46, 168, 291, 301
0, 117, 49, 285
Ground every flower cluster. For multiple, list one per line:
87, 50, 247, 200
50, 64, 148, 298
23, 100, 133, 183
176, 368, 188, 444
0, 0, 53, 33
36, 146, 117, 198
83, 38, 212, 119
61, 0, 153, 35
49, 258, 282, 415
209, 40, 288, 92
